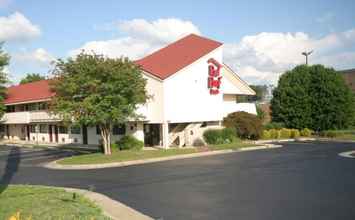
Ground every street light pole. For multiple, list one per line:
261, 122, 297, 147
302, 50, 313, 65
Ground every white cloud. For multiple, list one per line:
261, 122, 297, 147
0, 12, 41, 42
0, 0, 11, 8
14, 48, 55, 67
224, 29, 355, 85
71, 18, 200, 59
119, 18, 200, 45
72, 17, 355, 85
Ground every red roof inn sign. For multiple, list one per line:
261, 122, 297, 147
207, 58, 222, 95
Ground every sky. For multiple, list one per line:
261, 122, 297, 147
0, 0, 355, 85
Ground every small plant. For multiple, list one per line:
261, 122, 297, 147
290, 129, 300, 138
110, 143, 119, 152
203, 128, 238, 145
269, 129, 280, 139
8, 212, 32, 220
261, 130, 271, 139
116, 135, 144, 151
280, 128, 291, 139
203, 129, 223, 145
221, 128, 238, 143
300, 128, 312, 137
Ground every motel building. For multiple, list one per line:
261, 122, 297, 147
0, 34, 256, 148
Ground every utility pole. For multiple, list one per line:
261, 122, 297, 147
302, 50, 313, 65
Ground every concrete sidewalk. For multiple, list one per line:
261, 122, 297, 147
61, 187, 153, 220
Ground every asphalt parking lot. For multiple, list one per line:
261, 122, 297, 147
0, 141, 355, 220
0, 146, 77, 166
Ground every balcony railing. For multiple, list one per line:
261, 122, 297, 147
1, 111, 61, 124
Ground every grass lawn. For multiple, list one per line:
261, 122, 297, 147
58, 142, 255, 165
0, 185, 110, 220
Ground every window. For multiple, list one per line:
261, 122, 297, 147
6, 105, 15, 112
59, 126, 68, 134
112, 124, 126, 135
28, 103, 38, 111
38, 102, 48, 110
30, 125, 37, 133
39, 124, 48, 133
96, 125, 101, 135
70, 126, 81, 134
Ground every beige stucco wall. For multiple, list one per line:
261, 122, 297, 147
136, 74, 164, 123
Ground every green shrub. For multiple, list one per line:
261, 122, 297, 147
269, 129, 280, 139
263, 122, 285, 130
261, 130, 271, 139
290, 129, 300, 138
223, 111, 262, 140
110, 143, 119, 152
326, 130, 337, 138
203, 128, 238, 145
116, 135, 144, 151
280, 128, 291, 138
203, 129, 223, 145
300, 128, 312, 137
221, 128, 238, 143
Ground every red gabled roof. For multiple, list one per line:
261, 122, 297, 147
4, 80, 55, 105
135, 34, 223, 79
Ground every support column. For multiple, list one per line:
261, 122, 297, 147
132, 122, 144, 142
162, 121, 169, 149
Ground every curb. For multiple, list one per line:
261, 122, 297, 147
44, 144, 282, 170
254, 137, 316, 144
58, 187, 153, 220
338, 150, 355, 158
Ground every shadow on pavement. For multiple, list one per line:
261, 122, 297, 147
0, 147, 21, 194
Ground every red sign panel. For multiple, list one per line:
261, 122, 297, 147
207, 58, 222, 95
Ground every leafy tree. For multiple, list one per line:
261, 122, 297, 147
249, 85, 267, 102
50, 52, 148, 155
256, 104, 265, 121
20, 73, 45, 84
0, 44, 9, 117
271, 64, 354, 131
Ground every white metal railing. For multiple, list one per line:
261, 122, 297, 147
29, 111, 61, 123
1, 111, 30, 124
1, 110, 61, 124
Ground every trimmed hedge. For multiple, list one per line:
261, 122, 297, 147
116, 135, 144, 151
261, 128, 312, 139
203, 128, 238, 145
290, 129, 300, 138
263, 122, 285, 130
300, 128, 312, 137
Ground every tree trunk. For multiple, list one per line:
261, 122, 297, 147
100, 124, 112, 155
